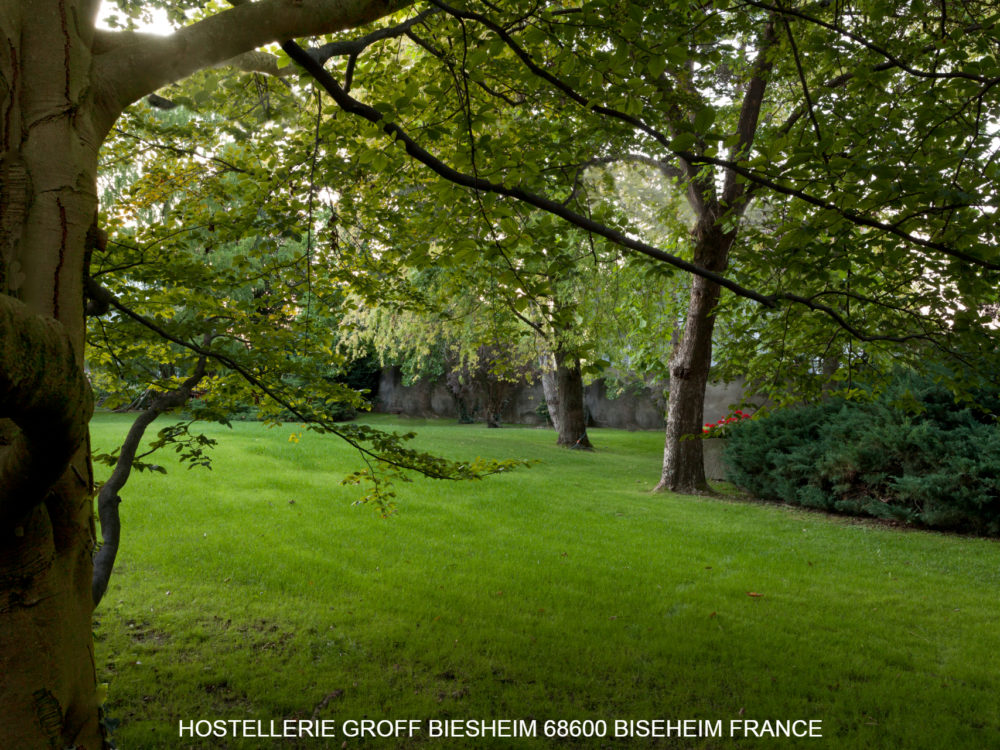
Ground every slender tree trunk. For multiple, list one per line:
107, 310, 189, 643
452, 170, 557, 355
538, 352, 561, 432
654, 234, 728, 493
554, 349, 592, 449
654, 22, 774, 494
92, 358, 207, 606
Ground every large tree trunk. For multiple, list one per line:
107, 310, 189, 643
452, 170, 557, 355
553, 349, 592, 449
0, 1, 419, 745
1, 3, 106, 747
1, 299, 98, 749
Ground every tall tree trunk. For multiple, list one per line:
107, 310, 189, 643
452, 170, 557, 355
1, 3, 106, 746
554, 350, 592, 449
654, 230, 730, 493
654, 22, 774, 494
92, 358, 208, 607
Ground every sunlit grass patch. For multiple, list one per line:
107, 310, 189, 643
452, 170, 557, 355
91, 413, 1000, 749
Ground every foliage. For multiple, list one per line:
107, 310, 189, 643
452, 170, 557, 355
11, 0, 1000, 745
93, 420, 217, 477
91, 0, 1000, 507
96, 0, 1000, 468
725, 371, 1000, 534
90, 75, 534, 501
707, 0, 1000, 405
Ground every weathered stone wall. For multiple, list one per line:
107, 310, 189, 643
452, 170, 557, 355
374, 367, 748, 430
584, 379, 665, 430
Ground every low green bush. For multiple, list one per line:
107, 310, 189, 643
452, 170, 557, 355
725, 372, 1000, 534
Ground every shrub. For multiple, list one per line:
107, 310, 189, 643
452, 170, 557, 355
724, 373, 1000, 535
702, 410, 752, 438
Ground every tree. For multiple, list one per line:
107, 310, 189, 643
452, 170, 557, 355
0, 2, 428, 746
648, 15, 776, 492
340, 202, 615, 444
88, 90, 384, 607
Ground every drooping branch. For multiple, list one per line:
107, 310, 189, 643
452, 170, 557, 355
84, 278, 518, 478
92, 353, 208, 607
0, 294, 92, 527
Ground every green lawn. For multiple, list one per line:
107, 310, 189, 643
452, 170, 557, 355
90, 413, 1000, 749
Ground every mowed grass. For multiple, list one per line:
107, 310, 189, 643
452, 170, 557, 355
90, 413, 1000, 749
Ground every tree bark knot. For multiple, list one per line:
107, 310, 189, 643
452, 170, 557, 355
32, 687, 64, 745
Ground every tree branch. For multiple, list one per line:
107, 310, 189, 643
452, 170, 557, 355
309, 7, 438, 64
739, 0, 1000, 84
680, 149, 1000, 271
279, 37, 993, 347
111, 128, 252, 175
279, 39, 777, 307
92, 352, 208, 607
425, 0, 675, 150
721, 20, 776, 208
0, 295, 92, 527
83, 278, 503, 478
566, 154, 686, 182
779, 15, 823, 144
415, 3, 997, 276
93, 0, 415, 132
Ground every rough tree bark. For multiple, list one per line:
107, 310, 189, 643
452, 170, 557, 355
655, 223, 735, 492
654, 23, 774, 494
553, 349, 592, 449
1, 3, 106, 743
0, 1, 409, 746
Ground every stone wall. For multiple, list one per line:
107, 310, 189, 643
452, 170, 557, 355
374, 367, 748, 431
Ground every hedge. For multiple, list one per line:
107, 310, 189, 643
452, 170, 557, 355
724, 373, 1000, 534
